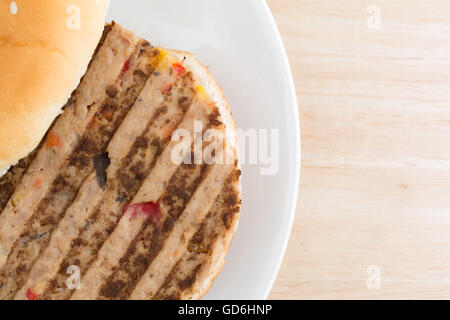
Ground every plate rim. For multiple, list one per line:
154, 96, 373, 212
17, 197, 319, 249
260, 0, 301, 299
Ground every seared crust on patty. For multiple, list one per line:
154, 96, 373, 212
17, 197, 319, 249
0, 24, 241, 300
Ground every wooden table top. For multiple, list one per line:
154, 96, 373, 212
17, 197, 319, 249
268, 0, 450, 299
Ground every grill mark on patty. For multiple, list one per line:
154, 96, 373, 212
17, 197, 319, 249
154, 260, 201, 300
0, 150, 36, 212
153, 169, 241, 300
90, 24, 114, 69
0, 42, 155, 300
65, 24, 114, 112
0, 97, 68, 214
67, 49, 152, 170
97, 160, 210, 300
43, 71, 196, 300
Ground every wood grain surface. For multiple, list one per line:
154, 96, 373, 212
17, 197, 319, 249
267, 0, 450, 299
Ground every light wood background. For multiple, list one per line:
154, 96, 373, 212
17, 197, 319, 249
267, 0, 450, 299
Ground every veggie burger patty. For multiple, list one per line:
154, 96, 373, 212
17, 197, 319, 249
0, 23, 241, 300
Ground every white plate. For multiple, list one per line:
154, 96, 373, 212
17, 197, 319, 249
108, 0, 300, 300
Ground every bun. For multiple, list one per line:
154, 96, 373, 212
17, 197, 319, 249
0, 0, 110, 175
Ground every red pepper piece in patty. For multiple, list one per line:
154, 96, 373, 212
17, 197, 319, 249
26, 288, 39, 300
121, 60, 131, 74
34, 179, 42, 188
172, 62, 186, 76
46, 132, 62, 150
162, 83, 173, 94
124, 201, 162, 228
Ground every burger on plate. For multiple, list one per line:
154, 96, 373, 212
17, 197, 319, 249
0, 0, 241, 300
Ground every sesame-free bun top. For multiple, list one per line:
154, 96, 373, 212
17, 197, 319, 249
0, 0, 109, 175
